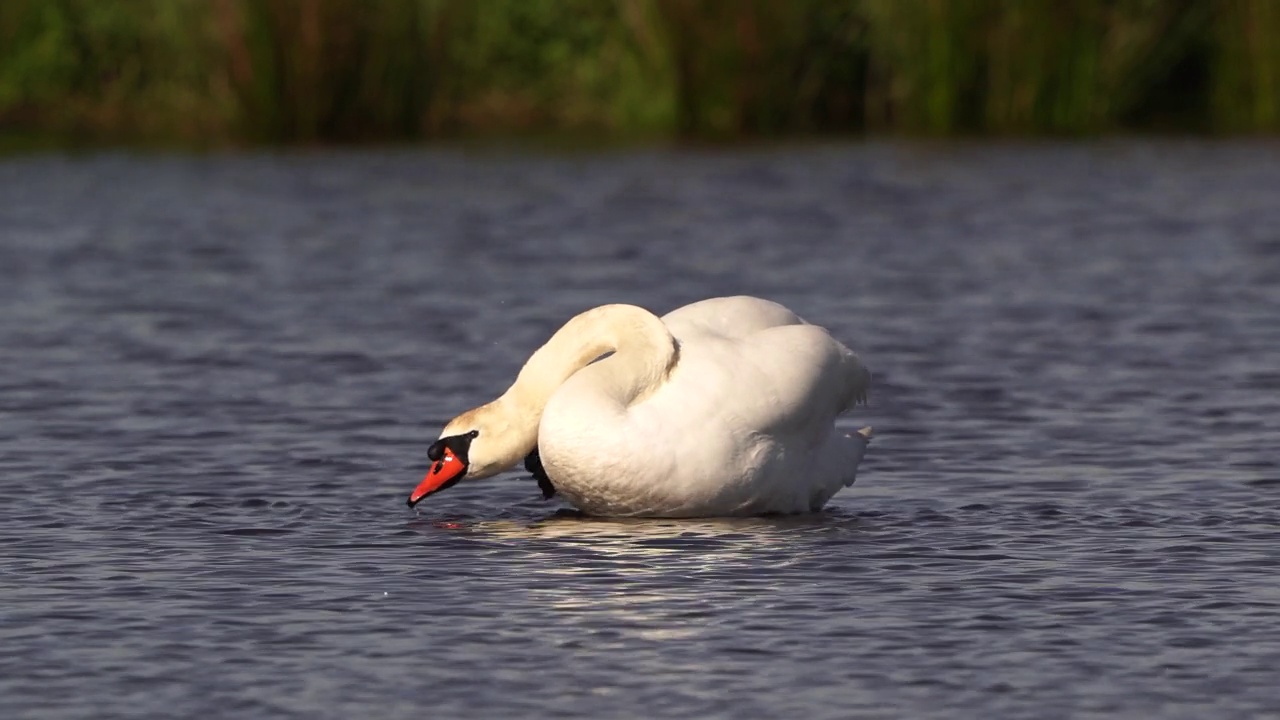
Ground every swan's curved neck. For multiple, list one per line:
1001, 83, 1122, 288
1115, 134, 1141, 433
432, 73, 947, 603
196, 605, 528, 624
443, 304, 678, 473
506, 303, 677, 414
512, 302, 675, 404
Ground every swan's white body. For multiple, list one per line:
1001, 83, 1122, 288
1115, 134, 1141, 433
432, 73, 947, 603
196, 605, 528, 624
428, 296, 872, 518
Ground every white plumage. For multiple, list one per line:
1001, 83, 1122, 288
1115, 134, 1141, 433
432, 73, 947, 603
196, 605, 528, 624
422, 296, 872, 517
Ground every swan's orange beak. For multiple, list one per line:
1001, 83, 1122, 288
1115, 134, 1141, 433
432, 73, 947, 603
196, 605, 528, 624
407, 449, 467, 507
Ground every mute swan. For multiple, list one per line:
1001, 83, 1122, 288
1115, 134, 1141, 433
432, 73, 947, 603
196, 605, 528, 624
407, 295, 872, 517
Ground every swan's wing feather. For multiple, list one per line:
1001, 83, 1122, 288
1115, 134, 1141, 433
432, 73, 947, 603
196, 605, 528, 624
661, 295, 804, 340
661, 295, 869, 413
734, 323, 870, 439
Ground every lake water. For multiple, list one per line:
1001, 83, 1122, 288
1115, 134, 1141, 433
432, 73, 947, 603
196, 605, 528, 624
2, 141, 1278, 719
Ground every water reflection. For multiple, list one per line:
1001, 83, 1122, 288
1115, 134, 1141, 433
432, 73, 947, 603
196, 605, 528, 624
452, 508, 855, 549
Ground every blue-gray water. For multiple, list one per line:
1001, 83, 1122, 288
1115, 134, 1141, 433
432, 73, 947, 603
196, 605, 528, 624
2, 142, 1279, 719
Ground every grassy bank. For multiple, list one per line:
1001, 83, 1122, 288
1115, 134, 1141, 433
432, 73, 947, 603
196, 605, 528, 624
1, 0, 1278, 148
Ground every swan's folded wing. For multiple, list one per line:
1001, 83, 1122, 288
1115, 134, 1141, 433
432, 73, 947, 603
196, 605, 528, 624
736, 323, 871, 440
661, 295, 805, 341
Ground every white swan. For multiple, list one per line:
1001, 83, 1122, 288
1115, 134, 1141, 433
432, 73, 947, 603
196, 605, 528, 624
407, 295, 872, 517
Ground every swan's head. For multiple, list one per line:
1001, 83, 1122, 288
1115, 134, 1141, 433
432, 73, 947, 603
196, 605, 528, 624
406, 430, 479, 507
406, 400, 534, 508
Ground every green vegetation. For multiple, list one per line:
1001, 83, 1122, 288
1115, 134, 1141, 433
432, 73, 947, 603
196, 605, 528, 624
1, 0, 1278, 148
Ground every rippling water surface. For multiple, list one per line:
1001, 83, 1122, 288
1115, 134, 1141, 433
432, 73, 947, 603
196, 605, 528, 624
2, 142, 1279, 718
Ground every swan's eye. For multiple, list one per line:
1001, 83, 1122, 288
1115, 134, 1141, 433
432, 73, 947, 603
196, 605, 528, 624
428, 432, 476, 463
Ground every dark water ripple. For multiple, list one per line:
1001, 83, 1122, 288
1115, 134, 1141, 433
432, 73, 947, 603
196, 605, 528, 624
2, 142, 1280, 719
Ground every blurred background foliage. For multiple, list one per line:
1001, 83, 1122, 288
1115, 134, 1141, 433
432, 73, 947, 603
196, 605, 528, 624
0, 0, 1277, 147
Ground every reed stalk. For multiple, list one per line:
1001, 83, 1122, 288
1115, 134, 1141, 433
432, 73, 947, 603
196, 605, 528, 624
0, 0, 1277, 146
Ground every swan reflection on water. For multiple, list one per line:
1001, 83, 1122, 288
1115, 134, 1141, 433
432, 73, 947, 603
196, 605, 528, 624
417, 505, 868, 556
413, 509, 868, 641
